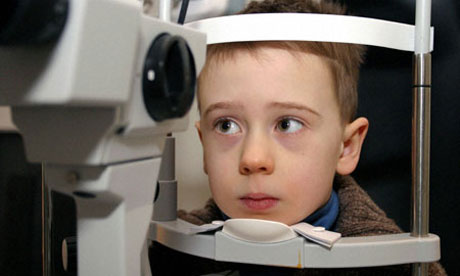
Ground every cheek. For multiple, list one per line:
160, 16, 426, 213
281, 165, 334, 217
202, 134, 241, 194
275, 135, 340, 196
204, 149, 234, 186
277, 133, 341, 167
202, 134, 240, 172
203, 127, 241, 152
275, 133, 306, 152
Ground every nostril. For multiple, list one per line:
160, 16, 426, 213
241, 165, 269, 175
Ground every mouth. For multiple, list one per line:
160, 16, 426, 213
240, 193, 279, 211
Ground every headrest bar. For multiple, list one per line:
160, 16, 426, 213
186, 13, 434, 52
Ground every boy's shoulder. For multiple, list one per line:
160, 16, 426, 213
332, 175, 403, 237
177, 198, 222, 225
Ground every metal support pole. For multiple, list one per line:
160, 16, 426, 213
158, 0, 172, 22
411, 53, 431, 237
42, 164, 51, 276
411, 53, 431, 276
152, 135, 178, 221
412, 0, 432, 274
414, 0, 432, 54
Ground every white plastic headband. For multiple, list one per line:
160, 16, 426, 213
186, 13, 434, 52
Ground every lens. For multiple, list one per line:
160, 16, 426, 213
0, 0, 69, 45
0, 0, 17, 34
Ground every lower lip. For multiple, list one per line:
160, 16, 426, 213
240, 198, 279, 210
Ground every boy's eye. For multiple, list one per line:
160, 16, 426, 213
215, 119, 241, 134
276, 118, 303, 133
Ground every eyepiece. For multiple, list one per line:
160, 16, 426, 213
142, 33, 196, 122
0, 0, 69, 46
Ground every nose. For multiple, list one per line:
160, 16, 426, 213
239, 134, 274, 175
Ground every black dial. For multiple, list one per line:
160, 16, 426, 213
142, 33, 196, 122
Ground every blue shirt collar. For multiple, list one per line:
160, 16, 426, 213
303, 190, 339, 230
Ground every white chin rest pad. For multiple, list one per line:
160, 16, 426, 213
222, 218, 298, 243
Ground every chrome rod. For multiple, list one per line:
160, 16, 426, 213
411, 53, 431, 276
411, 83, 431, 237
412, 1, 432, 275
413, 263, 429, 276
158, 0, 171, 22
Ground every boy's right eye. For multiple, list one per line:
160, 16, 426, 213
215, 119, 241, 135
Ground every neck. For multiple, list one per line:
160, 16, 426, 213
303, 190, 339, 230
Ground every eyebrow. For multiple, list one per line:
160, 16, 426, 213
202, 101, 321, 118
269, 102, 321, 118
203, 101, 244, 117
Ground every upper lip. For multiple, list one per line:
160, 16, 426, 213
240, 193, 277, 200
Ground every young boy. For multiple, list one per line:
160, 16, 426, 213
150, 0, 446, 275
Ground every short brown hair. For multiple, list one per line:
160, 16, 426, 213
198, 0, 366, 123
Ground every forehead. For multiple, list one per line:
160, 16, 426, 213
198, 47, 338, 115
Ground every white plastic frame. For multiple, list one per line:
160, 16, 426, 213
186, 13, 434, 52
150, 220, 441, 268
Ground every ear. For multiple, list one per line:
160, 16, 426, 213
195, 120, 203, 143
336, 117, 369, 175
195, 120, 208, 174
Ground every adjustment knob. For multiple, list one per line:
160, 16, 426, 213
61, 236, 77, 273
0, 0, 69, 45
142, 33, 196, 122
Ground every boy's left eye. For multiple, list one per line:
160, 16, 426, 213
276, 118, 303, 133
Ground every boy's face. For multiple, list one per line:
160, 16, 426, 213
196, 47, 364, 226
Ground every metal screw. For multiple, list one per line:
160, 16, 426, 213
147, 69, 155, 81
312, 226, 325, 232
66, 171, 79, 184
